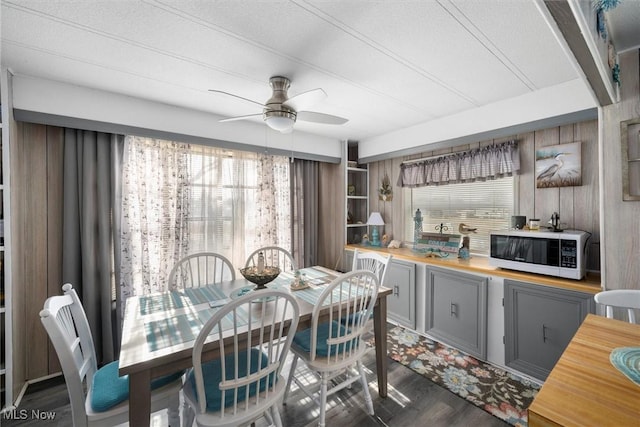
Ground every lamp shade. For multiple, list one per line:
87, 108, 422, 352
367, 212, 385, 226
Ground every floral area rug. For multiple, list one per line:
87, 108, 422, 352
377, 325, 540, 427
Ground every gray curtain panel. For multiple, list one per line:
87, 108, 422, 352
292, 159, 319, 268
397, 140, 520, 188
62, 129, 124, 364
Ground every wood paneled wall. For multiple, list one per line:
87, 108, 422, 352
12, 122, 64, 382
366, 120, 601, 271
601, 50, 640, 289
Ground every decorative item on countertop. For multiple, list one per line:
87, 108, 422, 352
549, 211, 563, 232
458, 236, 470, 260
367, 212, 385, 247
378, 172, 393, 201
435, 223, 449, 234
415, 232, 461, 256
413, 209, 423, 251
458, 223, 477, 235
382, 234, 390, 247
511, 215, 526, 230
361, 233, 369, 246
528, 218, 540, 230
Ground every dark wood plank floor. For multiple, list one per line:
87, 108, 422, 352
2, 350, 508, 427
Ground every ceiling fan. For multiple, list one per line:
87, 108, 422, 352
210, 76, 349, 133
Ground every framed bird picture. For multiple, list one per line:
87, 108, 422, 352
535, 142, 582, 188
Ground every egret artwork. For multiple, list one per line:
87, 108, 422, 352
535, 142, 582, 188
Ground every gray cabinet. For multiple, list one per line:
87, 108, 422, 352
384, 259, 416, 328
504, 279, 595, 381
426, 267, 488, 359
343, 250, 416, 328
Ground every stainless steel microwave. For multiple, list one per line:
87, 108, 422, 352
489, 229, 590, 280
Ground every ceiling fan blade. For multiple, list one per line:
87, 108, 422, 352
208, 90, 265, 108
283, 88, 327, 111
297, 111, 349, 125
219, 113, 263, 123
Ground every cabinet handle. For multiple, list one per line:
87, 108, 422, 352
393, 285, 399, 296
542, 324, 548, 343
450, 301, 457, 317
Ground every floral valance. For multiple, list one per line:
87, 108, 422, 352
397, 140, 520, 188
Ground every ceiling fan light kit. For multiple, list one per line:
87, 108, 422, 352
263, 76, 296, 133
264, 111, 296, 133
213, 76, 348, 133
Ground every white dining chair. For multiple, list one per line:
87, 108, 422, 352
283, 270, 379, 427
245, 246, 297, 272
351, 249, 392, 285
182, 288, 300, 427
40, 283, 183, 427
594, 289, 640, 323
168, 252, 236, 290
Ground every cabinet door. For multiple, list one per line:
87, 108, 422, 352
426, 267, 488, 359
383, 259, 416, 329
504, 280, 595, 381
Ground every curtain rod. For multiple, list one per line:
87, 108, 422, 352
401, 152, 456, 165
400, 140, 516, 166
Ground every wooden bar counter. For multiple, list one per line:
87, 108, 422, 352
528, 314, 640, 426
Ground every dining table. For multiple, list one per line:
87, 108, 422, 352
527, 313, 640, 426
119, 265, 392, 427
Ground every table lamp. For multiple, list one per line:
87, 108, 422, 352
367, 212, 385, 247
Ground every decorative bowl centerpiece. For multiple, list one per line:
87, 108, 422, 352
239, 266, 281, 290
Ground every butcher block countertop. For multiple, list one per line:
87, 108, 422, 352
527, 314, 640, 426
345, 245, 601, 294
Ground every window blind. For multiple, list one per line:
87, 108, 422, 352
404, 176, 514, 255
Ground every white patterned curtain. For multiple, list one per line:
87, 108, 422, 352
119, 137, 291, 302
119, 136, 191, 300
255, 154, 292, 249
397, 140, 520, 187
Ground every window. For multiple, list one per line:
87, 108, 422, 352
120, 136, 291, 297
404, 177, 514, 255
184, 146, 291, 259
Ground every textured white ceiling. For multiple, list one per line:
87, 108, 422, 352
1, 0, 638, 142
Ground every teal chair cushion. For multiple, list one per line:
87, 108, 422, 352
189, 348, 272, 412
293, 321, 354, 357
90, 360, 183, 412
